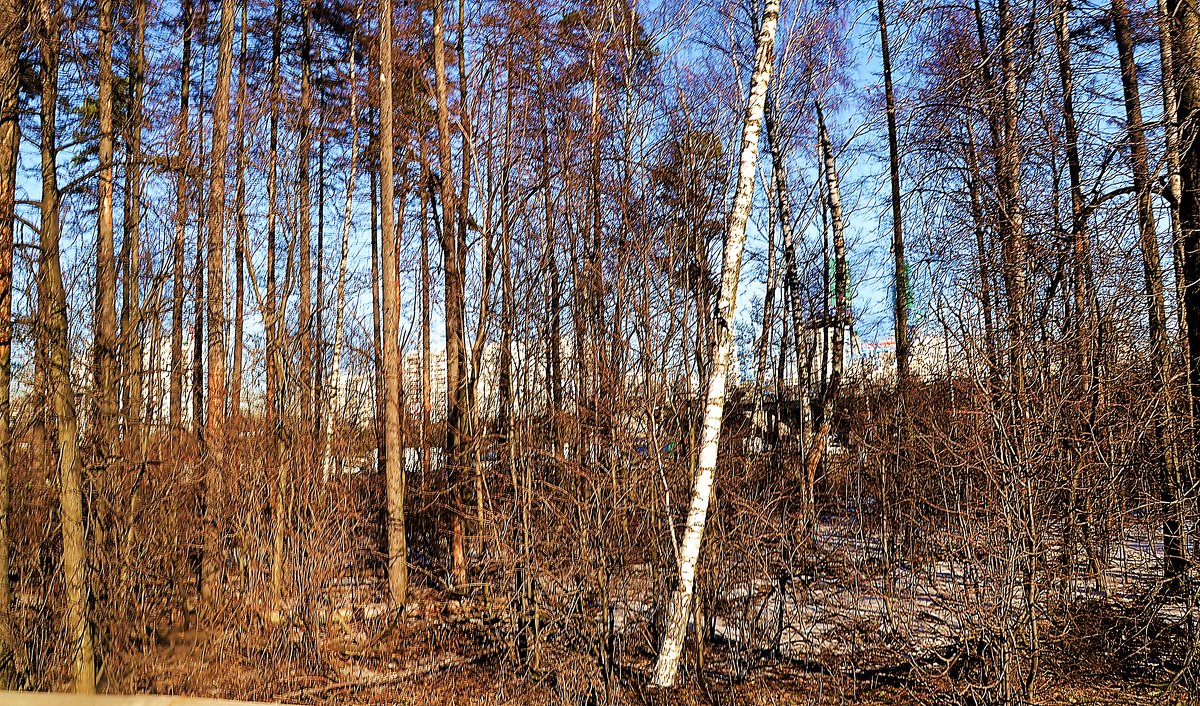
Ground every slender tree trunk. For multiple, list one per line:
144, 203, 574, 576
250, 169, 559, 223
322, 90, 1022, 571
1114, 0, 1187, 588
200, 0, 236, 602
39, 4, 95, 688
266, 0, 286, 609
878, 0, 908, 388
802, 102, 848, 529
120, 0, 148, 451
763, 95, 807, 457
0, 0, 24, 685
1161, 0, 1191, 372
379, 0, 407, 606
651, 0, 778, 685
95, 0, 119, 457
1168, 2, 1200, 555
170, 0, 193, 439
191, 73, 204, 441
297, 0, 314, 427
321, 24, 359, 481
370, 162, 384, 476
420, 149, 432, 492
230, 0, 248, 421
432, 0, 467, 588
1054, 0, 1095, 580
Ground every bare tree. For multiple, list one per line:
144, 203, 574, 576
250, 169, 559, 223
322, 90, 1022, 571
652, 0, 779, 686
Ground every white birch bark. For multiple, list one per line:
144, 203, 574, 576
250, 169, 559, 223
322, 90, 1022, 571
650, 0, 779, 687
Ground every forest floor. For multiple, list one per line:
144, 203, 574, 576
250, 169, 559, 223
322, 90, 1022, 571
112, 581, 1195, 706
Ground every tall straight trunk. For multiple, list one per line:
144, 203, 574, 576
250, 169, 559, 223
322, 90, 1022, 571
199, 0, 236, 602
94, 0, 119, 456
537, 93, 562, 450
266, 0, 286, 607
265, 0, 281, 432
803, 102, 848, 525
997, 0, 1028, 394
432, 0, 466, 588
763, 94, 808, 458
321, 25, 359, 481
191, 99, 204, 439
230, 0, 248, 420
1168, 0, 1200, 571
370, 163, 383, 475
379, 0, 407, 606
0, 0, 23, 685
878, 0, 908, 389
420, 149, 432, 487
756, 160, 777, 402
1053, 0, 1089, 371
120, 0, 147, 448
1113, 0, 1187, 587
965, 118, 998, 378
1160, 0, 1190, 363
38, 5, 95, 688
651, 0, 778, 686
1054, 0, 1095, 577
170, 0, 192, 438
368, 161, 384, 475
315, 115, 326, 436
297, 0, 314, 425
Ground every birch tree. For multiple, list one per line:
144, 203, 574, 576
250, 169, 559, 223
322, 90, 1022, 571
651, 0, 779, 686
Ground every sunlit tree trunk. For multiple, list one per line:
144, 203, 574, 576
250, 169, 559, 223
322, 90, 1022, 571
95, 0, 119, 457
379, 0, 408, 606
297, 0, 314, 427
651, 0, 778, 686
200, 0, 236, 602
801, 102, 848, 531
119, 0, 147, 451
432, 0, 467, 588
0, 0, 23, 685
266, 0, 287, 609
169, 0, 192, 439
1160, 0, 1190, 370
38, 2, 95, 687
230, 0, 248, 421
1114, 0, 1187, 589
321, 24, 359, 482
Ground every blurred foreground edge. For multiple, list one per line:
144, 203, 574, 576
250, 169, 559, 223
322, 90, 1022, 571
0, 693, 293, 706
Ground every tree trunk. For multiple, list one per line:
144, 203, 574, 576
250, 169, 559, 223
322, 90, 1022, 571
169, 0, 192, 439
230, 0, 248, 421
651, 0, 778, 686
432, 0, 467, 588
0, 0, 24, 685
297, 0, 314, 427
1114, 0, 1187, 589
119, 0, 147, 449
95, 0, 119, 458
1160, 0, 1190, 375
878, 0, 908, 389
802, 101, 849, 530
39, 3, 96, 688
379, 0, 408, 607
200, 0, 236, 602
321, 23, 359, 482
266, 0, 286, 609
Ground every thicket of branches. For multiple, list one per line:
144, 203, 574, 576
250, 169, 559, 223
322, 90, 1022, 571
2, 0, 1200, 702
